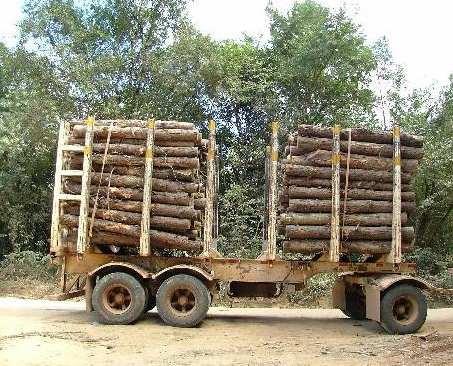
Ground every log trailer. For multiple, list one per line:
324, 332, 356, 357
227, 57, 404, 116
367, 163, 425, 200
50, 118, 437, 334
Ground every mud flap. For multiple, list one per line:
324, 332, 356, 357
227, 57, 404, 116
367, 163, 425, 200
364, 285, 381, 321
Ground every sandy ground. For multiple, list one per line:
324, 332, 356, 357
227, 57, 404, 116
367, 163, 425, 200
0, 297, 452, 366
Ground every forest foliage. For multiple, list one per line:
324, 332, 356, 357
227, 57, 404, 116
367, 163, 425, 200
0, 0, 451, 260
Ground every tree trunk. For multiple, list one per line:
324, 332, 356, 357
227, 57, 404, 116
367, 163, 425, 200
287, 150, 418, 173
283, 240, 413, 254
285, 225, 415, 241
291, 136, 424, 159
288, 186, 415, 201
72, 125, 200, 143
76, 143, 199, 157
64, 181, 191, 205
283, 164, 412, 184
70, 119, 195, 130
288, 198, 416, 214
297, 124, 423, 147
71, 154, 199, 169
280, 212, 408, 226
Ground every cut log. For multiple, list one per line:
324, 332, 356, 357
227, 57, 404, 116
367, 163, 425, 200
285, 225, 415, 241
284, 177, 410, 192
283, 164, 412, 184
64, 182, 191, 205
288, 199, 416, 214
70, 119, 195, 130
69, 137, 197, 147
70, 143, 199, 157
71, 154, 199, 169
283, 240, 413, 254
297, 124, 423, 147
72, 125, 200, 143
194, 198, 206, 210
65, 206, 191, 230
288, 186, 415, 201
69, 174, 201, 193
280, 212, 408, 226
287, 150, 418, 173
61, 214, 200, 250
292, 136, 424, 159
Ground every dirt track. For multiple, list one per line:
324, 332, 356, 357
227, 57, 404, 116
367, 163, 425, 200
0, 297, 452, 365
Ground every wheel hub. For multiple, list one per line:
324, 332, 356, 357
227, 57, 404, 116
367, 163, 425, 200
103, 284, 132, 314
170, 288, 196, 314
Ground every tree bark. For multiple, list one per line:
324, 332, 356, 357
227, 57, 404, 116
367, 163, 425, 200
65, 206, 191, 230
285, 225, 415, 241
284, 177, 410, 192
64, 181, 191, 205
288, 186, 415, 201
291, 136, 424, 159
283, 164, 412, 184
70, 119, 195, 130
297, 124, 423, 147
71, 154, 199, 169
280, 212, 408, 226
283, 240, 413, 254
288, 198, 416, 214
287, 149, 418, 173
76, 143, 199, 157
72, 125, 200, 143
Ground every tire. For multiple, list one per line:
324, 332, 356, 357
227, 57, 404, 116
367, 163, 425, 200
92, 272, 146, 325
342, 285, 366, 320
156, 274, 210, 327
380, 284, 427, 334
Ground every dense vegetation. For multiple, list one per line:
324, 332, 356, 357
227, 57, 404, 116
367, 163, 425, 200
0, 0, 451, 269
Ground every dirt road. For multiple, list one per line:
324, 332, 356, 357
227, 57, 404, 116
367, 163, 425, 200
0, 297, 452, 366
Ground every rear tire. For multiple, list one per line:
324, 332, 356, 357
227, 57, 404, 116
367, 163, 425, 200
380, 284, 427, 334
156, 274, 210, 327
92, 272, 146, 325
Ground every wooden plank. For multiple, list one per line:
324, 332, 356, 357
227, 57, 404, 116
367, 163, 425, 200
76, 117, 94, 254
140, 119, 155, 256
60, 169, 83, 176
388, 125, 402, 263
58, 193, 82, 201
329, 124, 341, 262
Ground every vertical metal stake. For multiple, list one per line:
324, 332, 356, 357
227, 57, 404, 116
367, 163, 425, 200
203, 119, 216, 255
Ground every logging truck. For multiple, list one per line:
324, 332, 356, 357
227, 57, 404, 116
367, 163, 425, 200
50, 118, 440, 334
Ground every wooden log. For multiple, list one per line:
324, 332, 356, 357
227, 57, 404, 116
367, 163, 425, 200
71, 162, 195, 181
82, 199, 201, 220
65, 206, 191, 230
280, 212, 408, 226
283, 240, 413, 254
288, 199, 416, 214
297, 124, 423, 147
283, 164, 412, 184
293, 136, 424, 159
285, 225, 415, 241
71, 143, 199, 157
194, 198, 206, 210
64, 182, 191, 205
72, 125, 200, 143
69, 174, 201, 193
70, 119, 195, 130
284, 177, 410, 192
62, 214, 200, 250
71, 154, 199, 169
288, 186, 415, 201
69, 137, 197, 147
86, 230, 201, 251
288, 150, 418, 173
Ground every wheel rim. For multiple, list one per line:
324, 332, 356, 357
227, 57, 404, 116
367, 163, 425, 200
392, 295, 418, 325
169, 287, 196, 315
102, 284, 132, 314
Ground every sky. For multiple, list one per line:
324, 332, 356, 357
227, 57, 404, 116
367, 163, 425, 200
1, 0, 452, 90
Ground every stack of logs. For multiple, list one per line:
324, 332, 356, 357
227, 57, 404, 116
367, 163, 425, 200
62, 120, 206, 254
280, 124, 423, 256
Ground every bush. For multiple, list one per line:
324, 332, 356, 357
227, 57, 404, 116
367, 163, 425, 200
288, 273, 336, 307
0, 250, 57, 281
